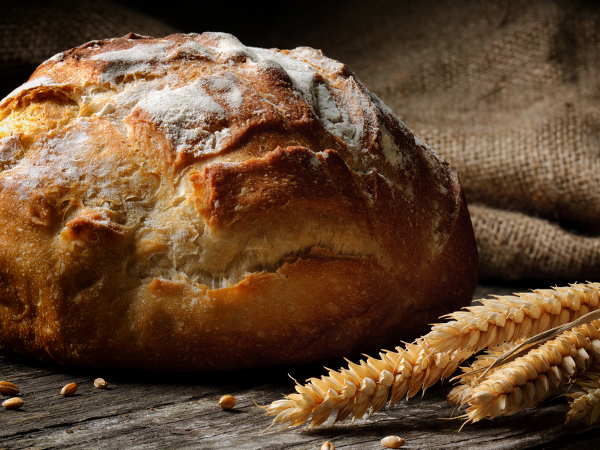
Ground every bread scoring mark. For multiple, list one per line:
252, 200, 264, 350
129, 71, 282, 164
190, 146, 371, 229
134, 78, 226, 156
121, 145, 392, 290
181, 146, 390, 279
252, 47, 317, 104
233, 61, 319, 137
247, 47, 370, 156
353, 168, 402, 204
203, 32, 256, 65
1, 77, 61, 106
90, 41, 207, 85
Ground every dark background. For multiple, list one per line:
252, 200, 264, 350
0, 0, 392, 98
116, 0, 345, 48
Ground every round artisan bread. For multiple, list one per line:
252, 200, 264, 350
0, 32, 478, 371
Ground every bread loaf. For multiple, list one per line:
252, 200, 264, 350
0, 32, 478, 371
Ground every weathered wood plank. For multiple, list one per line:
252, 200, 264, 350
1, 283, 598, 449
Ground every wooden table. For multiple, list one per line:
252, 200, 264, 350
1, 283, 599, 449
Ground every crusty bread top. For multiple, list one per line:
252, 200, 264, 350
0, 32, 459, 288
0, 33, 476, 370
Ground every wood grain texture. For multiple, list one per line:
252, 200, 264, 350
1, 283, 598, 449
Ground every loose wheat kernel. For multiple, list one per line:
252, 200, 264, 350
94, 378, 108, 389
2, 397, 24, 410
0, 381, 20, 396
61, 383, 78, 396
321, 441, 335, 450
219, 395, 236, 410
381, 436, 405, 448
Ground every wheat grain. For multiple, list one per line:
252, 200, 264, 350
261, 283, 600, 429
94, 378, 108, 389
219, 395, 237, 410
381, 436, 405, 448
0, 381, 20, 396
61, 382, 78, 397
566, 362, 600, 424
461, 321, 600, 424
2, 397, 24, 410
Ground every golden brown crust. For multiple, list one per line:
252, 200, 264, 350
0, 32, 478, 371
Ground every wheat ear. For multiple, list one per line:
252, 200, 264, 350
447, 340, 523, 406
262, 344, 472, 428
459, 320, 600, 424
426, 283, 600, 356
566, 361, 600, 424
262, 283, 600, 429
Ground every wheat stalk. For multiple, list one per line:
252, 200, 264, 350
566, 361, 600, 424
457, 320, 600, 425
260, 283, 600, 428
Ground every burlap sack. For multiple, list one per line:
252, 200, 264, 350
2, 0, 599, 281
323, 0, 600, 280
